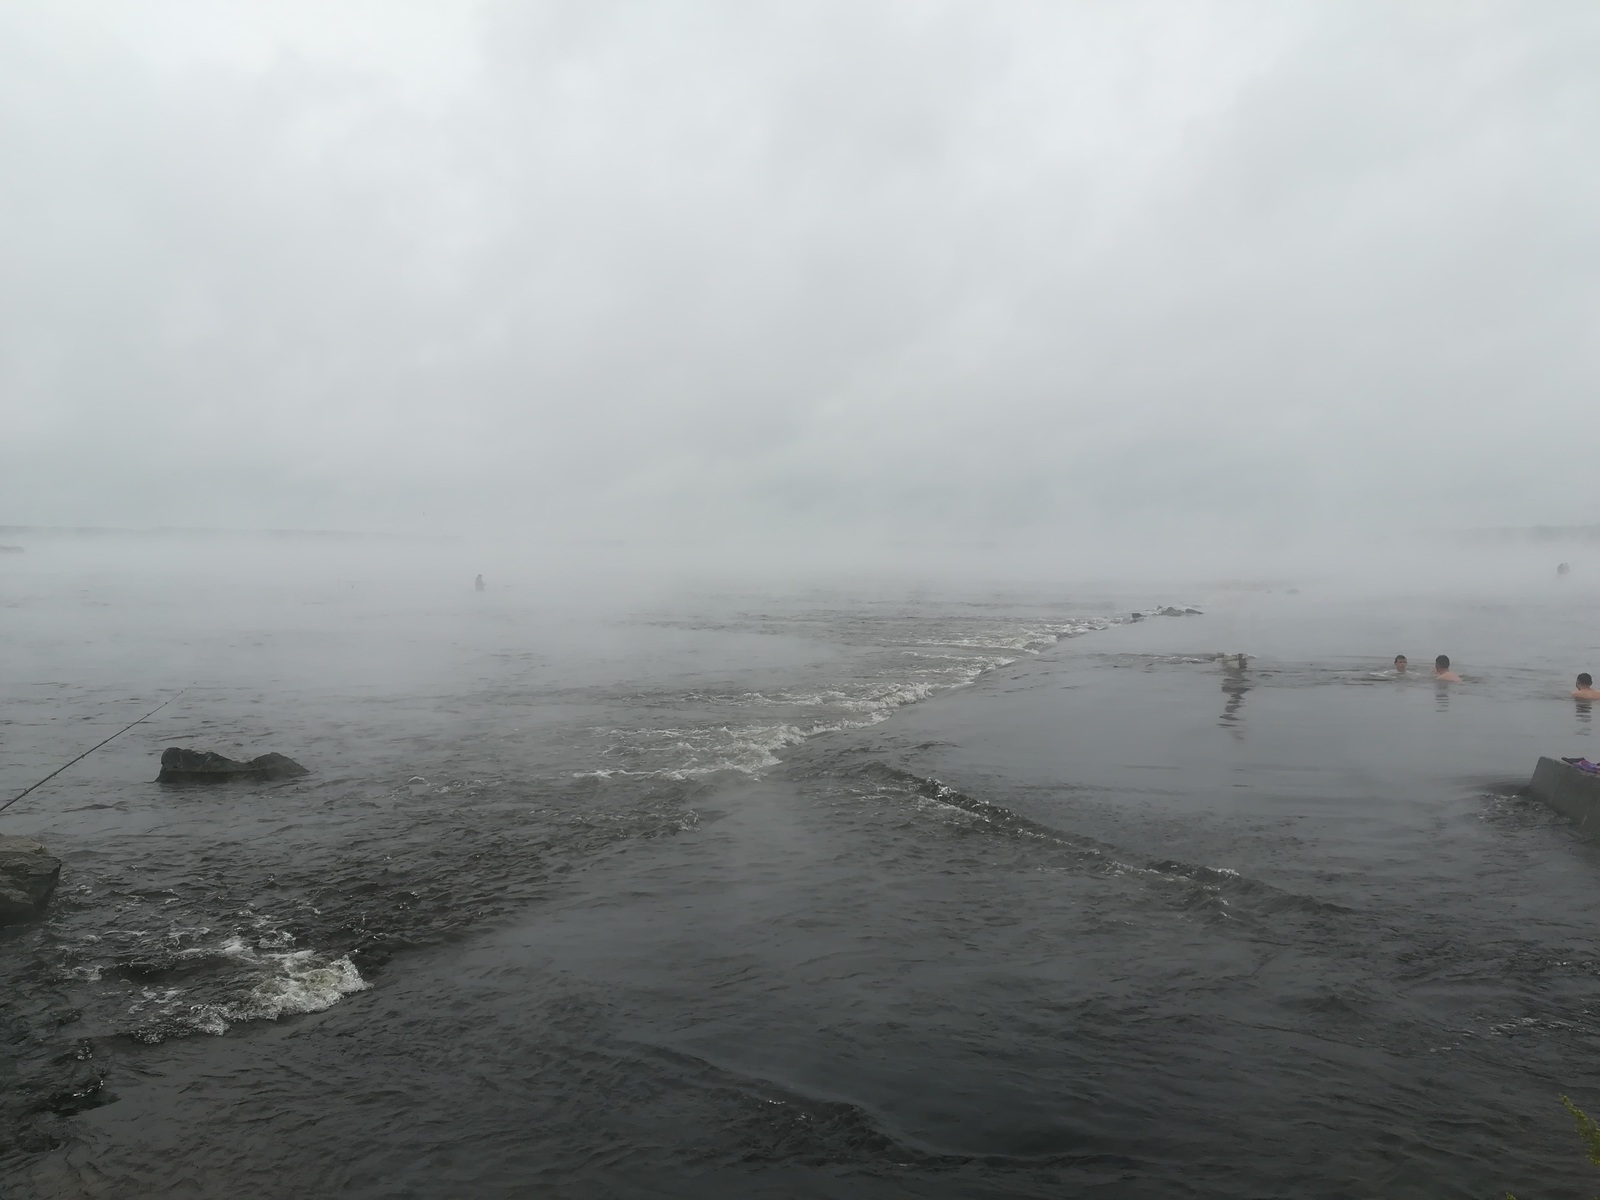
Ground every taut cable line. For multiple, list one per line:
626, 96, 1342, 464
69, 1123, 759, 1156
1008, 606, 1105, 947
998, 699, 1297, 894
1, 689, 187, 816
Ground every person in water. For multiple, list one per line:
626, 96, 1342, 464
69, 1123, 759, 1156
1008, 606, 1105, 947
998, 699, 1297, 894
474, 574, 486, 592
1573, 673, 1600, 701
1393, 654, 1408, 674
1433, 655, 1461, 682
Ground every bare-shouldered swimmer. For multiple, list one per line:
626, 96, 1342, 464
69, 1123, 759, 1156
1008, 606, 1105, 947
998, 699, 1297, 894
1433, 655, 1461, 683
1573, 673, 1600, 701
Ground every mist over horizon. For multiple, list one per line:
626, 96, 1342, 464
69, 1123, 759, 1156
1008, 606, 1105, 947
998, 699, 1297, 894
12, 11, 1600, 1193
3, 1, 1598, 557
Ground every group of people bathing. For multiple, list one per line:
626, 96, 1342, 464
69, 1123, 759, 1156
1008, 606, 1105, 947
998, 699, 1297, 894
1391, 654, 1461, 683
1391, 653, 1600, 700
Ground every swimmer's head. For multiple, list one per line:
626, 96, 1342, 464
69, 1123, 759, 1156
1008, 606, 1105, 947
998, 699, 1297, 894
1435, 655, 1450, 670
1580, 673, 1593, 689
1394, 655, 1407, 671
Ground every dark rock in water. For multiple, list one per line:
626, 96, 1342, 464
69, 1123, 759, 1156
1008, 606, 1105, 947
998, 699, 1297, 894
1529, 757, 1600, 838
157, 747, 309, 783
45, 1071, 114, 1116
0, 836, 62, 924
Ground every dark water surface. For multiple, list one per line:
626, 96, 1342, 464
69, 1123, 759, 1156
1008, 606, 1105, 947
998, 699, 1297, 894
5, 544, 1600, 1197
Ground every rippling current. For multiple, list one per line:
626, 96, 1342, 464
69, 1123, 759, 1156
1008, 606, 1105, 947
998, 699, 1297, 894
5, 541, 1600, 1198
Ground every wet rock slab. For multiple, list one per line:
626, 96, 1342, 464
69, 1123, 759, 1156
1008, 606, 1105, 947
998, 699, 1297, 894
157, 747, 309, 784
0, 836, 62, 924
1529, 756, 1600, 839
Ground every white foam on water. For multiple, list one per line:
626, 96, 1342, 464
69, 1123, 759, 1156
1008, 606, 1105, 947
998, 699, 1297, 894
188, 952, 369, 1037
117, 926, 371, 1041
571, 614, 1120, 784
576, 631, 1088, 781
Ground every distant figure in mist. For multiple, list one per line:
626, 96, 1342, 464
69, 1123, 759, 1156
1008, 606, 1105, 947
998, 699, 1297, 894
1433, 655, 1461, 683
1573, 673, 1600, 701
474, 574, 485, 592
1559, 562, 1571, 577
1393, 654, 1408, 675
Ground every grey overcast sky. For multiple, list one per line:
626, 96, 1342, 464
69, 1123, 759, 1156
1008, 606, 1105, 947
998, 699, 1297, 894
2, 1, 1597, 551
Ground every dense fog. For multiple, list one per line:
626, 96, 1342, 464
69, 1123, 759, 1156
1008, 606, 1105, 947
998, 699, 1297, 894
3, 2, 1597, 567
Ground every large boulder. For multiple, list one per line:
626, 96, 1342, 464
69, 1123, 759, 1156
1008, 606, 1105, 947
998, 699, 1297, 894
157, 748, 309, 783
0, 836, 62, 924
